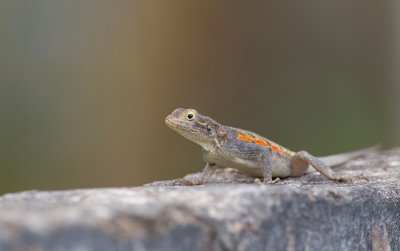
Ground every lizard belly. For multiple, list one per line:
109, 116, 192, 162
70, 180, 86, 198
229, 158, 264, 177
271, 164, 292, 178
204, 152, 291, 178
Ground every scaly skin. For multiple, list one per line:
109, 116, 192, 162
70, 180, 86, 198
165, 108, 370, 185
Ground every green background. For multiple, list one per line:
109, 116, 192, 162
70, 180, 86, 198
0, 1, 398, 194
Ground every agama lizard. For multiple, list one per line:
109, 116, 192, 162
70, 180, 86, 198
165, 108, 374, 185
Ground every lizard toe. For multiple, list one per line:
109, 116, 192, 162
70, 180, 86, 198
173, 178, 204, 186
254, 177, 281, 185
334, 174, 368, 183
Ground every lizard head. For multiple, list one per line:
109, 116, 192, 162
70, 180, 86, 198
165, 108, 220, 149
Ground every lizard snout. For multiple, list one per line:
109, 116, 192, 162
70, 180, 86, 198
165, 115, 173, 124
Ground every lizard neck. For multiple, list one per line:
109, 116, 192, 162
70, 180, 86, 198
196, 126, 224, 152
165, 108, 225, 152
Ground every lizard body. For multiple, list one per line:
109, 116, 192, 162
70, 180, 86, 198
165, 108, 372, 185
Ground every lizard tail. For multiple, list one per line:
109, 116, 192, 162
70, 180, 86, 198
306, 145, 380, 173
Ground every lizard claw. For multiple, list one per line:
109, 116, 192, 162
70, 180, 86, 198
335, 174, 369, 183
172, 178, 204, 186
254, 177, 281, 185
350, 174, 369, 182
357, 174, 369, 181
254, 178, 262, 185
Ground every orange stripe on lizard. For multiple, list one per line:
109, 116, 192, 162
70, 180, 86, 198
253, 139, 269, 147
237, 133, 284, 155
271, 144, 284, 154
237, 134, 252, 142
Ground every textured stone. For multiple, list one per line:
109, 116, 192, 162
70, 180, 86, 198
0, 149, 399, 251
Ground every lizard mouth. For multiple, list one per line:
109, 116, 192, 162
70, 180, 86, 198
165, 115, 179, 128
165, 115, 188, 130
165, 113, 215, 148
165, 115, 201, 137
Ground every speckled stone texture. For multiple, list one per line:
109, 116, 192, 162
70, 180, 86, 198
0, 149, 399, 251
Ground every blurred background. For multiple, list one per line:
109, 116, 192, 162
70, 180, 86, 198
0, 1, 398, 194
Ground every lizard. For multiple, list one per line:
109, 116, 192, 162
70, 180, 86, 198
165, 108, 375, 185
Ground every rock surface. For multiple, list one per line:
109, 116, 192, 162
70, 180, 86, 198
0, 149, 399, 251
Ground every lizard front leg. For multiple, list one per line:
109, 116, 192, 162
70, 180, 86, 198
173, 163, 217, 186
256, 154, 281, 185
291, 150, 366, 182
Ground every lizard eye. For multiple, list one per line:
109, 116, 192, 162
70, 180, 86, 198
187, 112, 195, 120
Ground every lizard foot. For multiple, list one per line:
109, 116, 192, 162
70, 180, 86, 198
172, 178, 204, 186
354, 174, 369, 182
254, 177, 281, 185
334, 174, 369, 183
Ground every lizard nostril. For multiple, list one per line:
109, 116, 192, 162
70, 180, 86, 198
165, 115, 172, 123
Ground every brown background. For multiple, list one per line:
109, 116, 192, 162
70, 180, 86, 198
0, 1, 398, 194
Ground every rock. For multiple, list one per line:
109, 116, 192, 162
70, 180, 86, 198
0, 149, 399, 251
